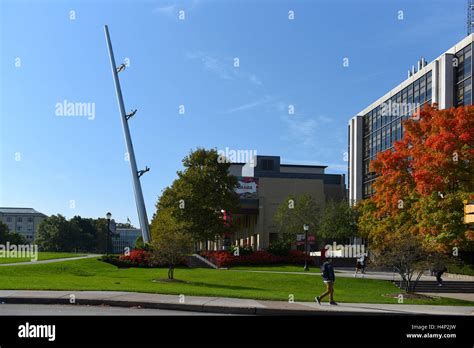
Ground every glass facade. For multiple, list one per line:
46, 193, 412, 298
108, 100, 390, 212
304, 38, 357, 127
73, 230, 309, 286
455, 44, 472, 106
361, 71, 432, 199
361, 44, 473, 199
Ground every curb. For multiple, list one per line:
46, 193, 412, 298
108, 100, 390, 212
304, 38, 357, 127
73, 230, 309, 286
0, 296, 415, 316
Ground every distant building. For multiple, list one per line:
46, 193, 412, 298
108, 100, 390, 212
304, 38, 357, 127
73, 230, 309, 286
112, 228, 141, 254
201, 155, 346, 251
0, 207, 47, 242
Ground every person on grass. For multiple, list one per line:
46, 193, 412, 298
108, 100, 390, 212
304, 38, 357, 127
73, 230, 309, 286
315, 257, 337, 305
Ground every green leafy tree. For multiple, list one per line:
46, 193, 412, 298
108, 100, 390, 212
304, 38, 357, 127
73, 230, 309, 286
36, 214, 81, 251
70, 216, 97, 252
319, 200, 358, 240
0, 221, 27, 244
154, 148, 240, 247
151, 207, 193, 279
273, 194, 320, 245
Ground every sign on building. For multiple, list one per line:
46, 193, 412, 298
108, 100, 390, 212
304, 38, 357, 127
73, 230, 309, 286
236, 177, 258, 199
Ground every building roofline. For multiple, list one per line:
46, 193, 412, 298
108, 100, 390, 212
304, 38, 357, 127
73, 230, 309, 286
280, 164, 327, 168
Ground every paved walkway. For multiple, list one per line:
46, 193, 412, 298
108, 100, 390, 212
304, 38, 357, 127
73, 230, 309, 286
0, 290, 472, 316
0, 254, 100, 267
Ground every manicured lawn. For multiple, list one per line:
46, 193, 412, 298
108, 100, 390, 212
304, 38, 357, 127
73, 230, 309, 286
231, 265, 323, 273
0, 258, 471, 306
0, 252, 86, 264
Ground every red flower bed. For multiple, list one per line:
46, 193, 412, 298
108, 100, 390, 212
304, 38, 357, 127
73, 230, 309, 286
119, 249, 153, 265
201, 250, 309, 268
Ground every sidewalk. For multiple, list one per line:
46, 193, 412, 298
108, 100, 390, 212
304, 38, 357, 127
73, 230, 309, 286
0, 254, 100, 267
0, 290, 472, 316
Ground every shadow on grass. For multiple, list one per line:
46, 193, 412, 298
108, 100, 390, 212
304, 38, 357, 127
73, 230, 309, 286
172, 280, 263, 292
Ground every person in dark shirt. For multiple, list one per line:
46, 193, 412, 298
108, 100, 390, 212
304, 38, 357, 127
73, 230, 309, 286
315, 257, 337, 305
434, 266, 448, 286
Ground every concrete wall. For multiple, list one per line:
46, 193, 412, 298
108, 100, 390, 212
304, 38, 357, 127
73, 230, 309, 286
256, 177, 327, 249
279, 165, 325, 174
348, 116, 363, 204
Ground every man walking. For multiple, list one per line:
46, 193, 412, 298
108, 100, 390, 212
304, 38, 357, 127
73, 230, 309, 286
315, 257, 337, 305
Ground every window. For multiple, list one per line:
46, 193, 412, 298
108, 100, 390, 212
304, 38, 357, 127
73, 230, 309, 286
419, 75, 426, 105
17, 217, 22, 222
28, 217, 33, 222
407, 83, 413, 104
456, 45, 472, 84
396, 122, 402, 141
413, 79, 420, 105
261, 159, 274, 171
6, 217, 12, 222
456, 77, 472, 106
17, 225, 22, 231
426, 71, 432, 102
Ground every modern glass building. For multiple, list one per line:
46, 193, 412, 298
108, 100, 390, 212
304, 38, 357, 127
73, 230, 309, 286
348, 34, 473, 204
112, 228, 141, 254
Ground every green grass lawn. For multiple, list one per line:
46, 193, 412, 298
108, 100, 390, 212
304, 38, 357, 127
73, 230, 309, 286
0, 252, 86, 264
0, 257, 471, 306
231, 265, 323, 273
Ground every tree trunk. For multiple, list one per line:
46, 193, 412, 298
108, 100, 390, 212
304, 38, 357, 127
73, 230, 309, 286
168, 264, 174, 280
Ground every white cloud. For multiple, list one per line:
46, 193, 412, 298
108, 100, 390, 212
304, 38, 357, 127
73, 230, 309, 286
152, 0, 203, 17
186, 51, 263, 86
152, 5, 177, 16
223, 95, 273, 114
282, 116, 318, 147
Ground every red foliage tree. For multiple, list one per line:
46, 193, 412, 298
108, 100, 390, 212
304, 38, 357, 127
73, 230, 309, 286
361, 104, 474, 251
371, 104, 474, 217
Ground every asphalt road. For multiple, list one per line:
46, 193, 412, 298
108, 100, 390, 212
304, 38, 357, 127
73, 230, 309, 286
0, 304, 229, 316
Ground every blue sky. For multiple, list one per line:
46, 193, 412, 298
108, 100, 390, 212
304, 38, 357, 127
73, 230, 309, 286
0, 0, 468, 225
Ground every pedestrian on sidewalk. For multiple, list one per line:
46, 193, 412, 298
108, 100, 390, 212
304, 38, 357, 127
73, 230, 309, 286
315, 257, 337, 305
354, 252, 367, 278
434, 266, 447, 286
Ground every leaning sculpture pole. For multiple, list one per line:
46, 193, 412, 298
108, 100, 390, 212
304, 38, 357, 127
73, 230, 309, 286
104, 25, 151, 242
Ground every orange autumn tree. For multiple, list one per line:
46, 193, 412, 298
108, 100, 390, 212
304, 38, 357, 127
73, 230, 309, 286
358, 104, 474, 252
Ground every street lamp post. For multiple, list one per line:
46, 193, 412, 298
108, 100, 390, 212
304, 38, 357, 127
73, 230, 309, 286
106, 212, 112, 254
303, 224, 309, 271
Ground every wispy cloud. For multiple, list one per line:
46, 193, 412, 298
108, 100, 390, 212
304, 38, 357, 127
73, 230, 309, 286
152, 0, 202, 18
281, 115, 319, 147
223, 95, 274, 114
153, 5, 177, 16
186, 51, 264, 86
186, 51, 232, 80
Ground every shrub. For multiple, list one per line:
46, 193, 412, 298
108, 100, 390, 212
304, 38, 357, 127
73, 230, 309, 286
100, 249, 189, 268
201, 249, 310, 268
230, 244, 253, 255
134, 236, 153, 251
267, 240, 292, 256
